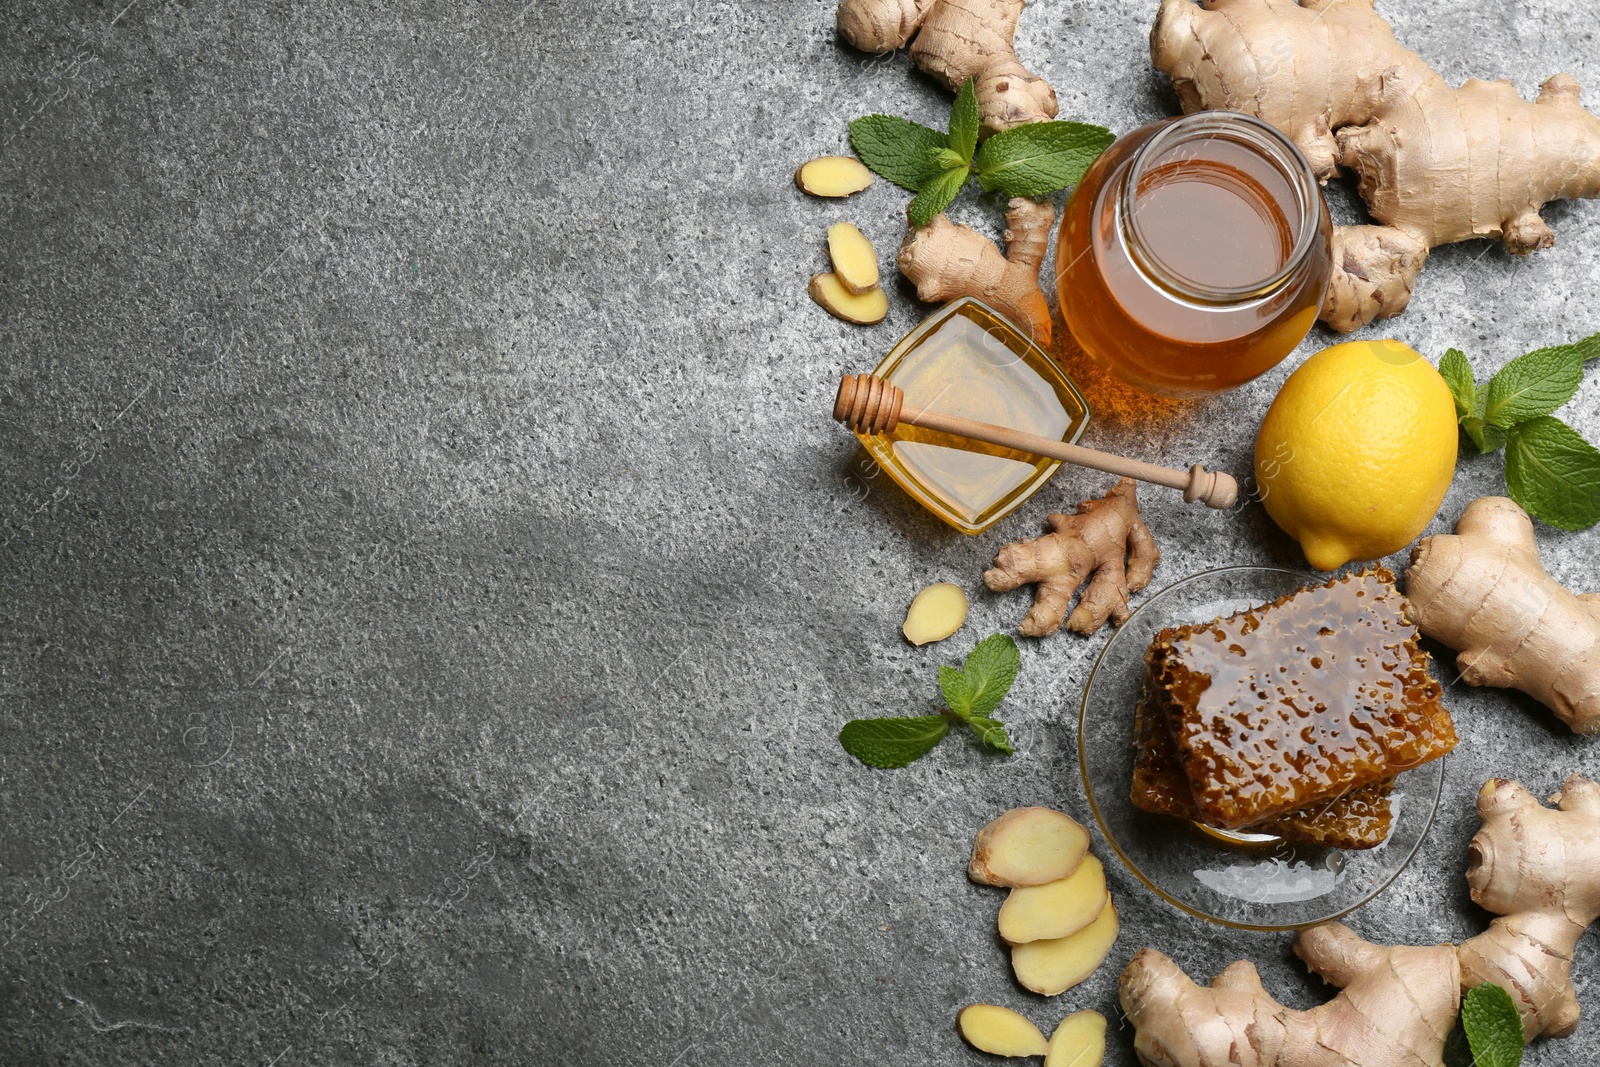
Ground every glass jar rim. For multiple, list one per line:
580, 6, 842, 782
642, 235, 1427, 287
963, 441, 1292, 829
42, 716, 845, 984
1118, 112, 1323, 305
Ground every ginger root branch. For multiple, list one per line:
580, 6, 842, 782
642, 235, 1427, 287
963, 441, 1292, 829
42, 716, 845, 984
983, 478, 1159, 637
1406, 497, 1600, 734
1119, 774, 1600, 1065
838, 0, 1057, 136
898, 197, 1055, 343
1458, 776, 1600, 1040
1122, 926, 1461, 1067
1152, 0, 1600, 331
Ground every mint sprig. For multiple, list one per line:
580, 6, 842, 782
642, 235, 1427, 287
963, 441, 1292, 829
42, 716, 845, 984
1442, 335, 1600, 529
1460, 983, 1524, 1067
848, 79, 1112, 227
839, 634, 1022, 768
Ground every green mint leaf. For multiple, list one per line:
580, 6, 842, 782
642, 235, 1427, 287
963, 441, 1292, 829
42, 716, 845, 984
1462, 416, 1508, 454
965, 716, 1014, 754
839, 716, 950, 768
961, 633, 1022, 718
1461, 984, 1525, 1067
932, 147, 968, 171
849, 114, 951, 192
908, 165, 969, 228
948, 78, 980, 164
1572, 332, 1600, 364
1439, 348, 1476, 421
1483, 344, 1585, 427
938, 663, 978, 718
975, 121, 1115, 198
1505, 416, 1600, 530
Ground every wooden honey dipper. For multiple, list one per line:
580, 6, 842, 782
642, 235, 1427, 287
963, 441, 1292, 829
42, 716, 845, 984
834, 373, 1239, 509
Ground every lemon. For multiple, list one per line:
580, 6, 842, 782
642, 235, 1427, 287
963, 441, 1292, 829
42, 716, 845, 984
1254, 339, 1458, 570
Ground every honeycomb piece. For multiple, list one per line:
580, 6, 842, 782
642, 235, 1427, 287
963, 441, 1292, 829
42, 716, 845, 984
1146, 567, 1455, 830
1130, 684, 1396, 849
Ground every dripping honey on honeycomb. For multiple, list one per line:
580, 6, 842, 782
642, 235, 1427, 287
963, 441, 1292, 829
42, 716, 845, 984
1129, 567, 1456, 846
1132, 689, 1397, 848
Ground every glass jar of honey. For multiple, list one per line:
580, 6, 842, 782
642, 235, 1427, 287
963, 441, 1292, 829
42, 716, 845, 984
1057, 112, 1332, 398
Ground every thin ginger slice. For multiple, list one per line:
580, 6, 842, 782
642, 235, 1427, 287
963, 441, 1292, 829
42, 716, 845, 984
795, 156, 874, 198
826, 221, 881, 294
902, 582, 968, 645
1045, 1011, 1107, 1067
1010, 899, 1119, 996
998, 855, 1109, 945
808, 273, 887, 325
957, 1004, 1049, 1057
970, 807, 1090, 888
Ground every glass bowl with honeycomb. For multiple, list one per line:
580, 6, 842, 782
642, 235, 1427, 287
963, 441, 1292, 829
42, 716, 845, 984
1078, 565, 1449, 930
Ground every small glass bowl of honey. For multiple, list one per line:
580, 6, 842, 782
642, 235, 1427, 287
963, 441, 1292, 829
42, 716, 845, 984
1058, 112, 1333, 398
855, 298, 1090, 535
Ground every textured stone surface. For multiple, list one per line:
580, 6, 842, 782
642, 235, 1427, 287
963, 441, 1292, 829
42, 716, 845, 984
1, 1, 1598, 1064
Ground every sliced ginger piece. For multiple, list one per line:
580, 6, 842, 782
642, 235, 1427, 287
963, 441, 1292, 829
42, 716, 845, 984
998, 855, 1109, 945
1044, 1011, 1107, 1067
795, 156, 873, 198
1010, 899, 1119, 996
957, 1004, 1049, 1058
826, 221, 881, 295
970, 807, 1090, 888
808, 273, 888, 325
902, 582, 968, 646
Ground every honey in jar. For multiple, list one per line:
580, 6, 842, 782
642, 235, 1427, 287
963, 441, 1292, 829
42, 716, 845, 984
1058, 112, 1333, 398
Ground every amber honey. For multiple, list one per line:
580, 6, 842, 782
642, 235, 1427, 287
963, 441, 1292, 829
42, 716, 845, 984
857, 299, 1089, 535
1058, 112, 1333, 398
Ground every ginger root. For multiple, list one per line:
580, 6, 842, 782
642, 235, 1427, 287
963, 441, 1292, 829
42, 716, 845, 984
796, 155, 874, 197
1406, 497, 1600, 735
984, 478, 1159, 638
1151, 0, 1600, 331
1459, 776, 1600, 1040
958, 1004, 1050, 1057
1122, 924, 1460, 1067
899, 196, 1054, 343
1119, 774, 1600, 1065
836, 0, 1057, 137
969, 806, 1091, 888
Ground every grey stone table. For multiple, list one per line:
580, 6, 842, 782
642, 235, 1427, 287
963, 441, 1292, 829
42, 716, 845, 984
2, 2, 1597, 1064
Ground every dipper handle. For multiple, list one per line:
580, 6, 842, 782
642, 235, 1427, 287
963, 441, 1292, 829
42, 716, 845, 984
834, 373, 1238, 510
